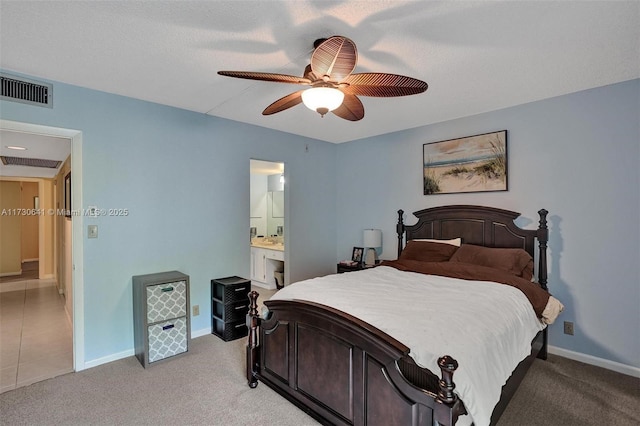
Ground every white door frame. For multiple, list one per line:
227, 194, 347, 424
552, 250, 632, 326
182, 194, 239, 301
0, 119, 85, 371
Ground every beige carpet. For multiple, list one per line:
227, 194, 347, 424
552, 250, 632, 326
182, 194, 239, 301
496, 354, 639, 426
0, 334, 638, 426
0, 335, 316, 426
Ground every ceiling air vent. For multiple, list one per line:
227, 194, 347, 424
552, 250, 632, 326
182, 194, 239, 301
0, 73, 53, 108
1, 156, 61, 169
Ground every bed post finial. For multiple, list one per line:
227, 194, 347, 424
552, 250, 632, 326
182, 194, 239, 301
537, 209, 549, 291
437, 355, 459, 404
397, 209, 405, 258
246, 291, 260, 388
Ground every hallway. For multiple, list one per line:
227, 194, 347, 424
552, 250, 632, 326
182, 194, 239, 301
0, 279, 73, 393
0, 260, 39, 283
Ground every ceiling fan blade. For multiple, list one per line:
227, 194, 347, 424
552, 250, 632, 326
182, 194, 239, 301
331, 94, 364, 121
218, 71, 311, 85
303, 64, 317, 81
311, 36, 357, 82
341, 73, 428, 97
262, 90, 304, 115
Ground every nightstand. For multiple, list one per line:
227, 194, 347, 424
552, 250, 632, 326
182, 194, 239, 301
337, 262, 380, 274
337, 263, 363, 273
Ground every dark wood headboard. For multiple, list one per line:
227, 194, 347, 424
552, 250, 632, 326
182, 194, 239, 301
396, 205, 549, 290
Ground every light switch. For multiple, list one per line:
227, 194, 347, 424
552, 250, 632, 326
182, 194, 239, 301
88, 225, 98, 238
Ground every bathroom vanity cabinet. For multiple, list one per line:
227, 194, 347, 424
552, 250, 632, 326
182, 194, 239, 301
250, 246, 284, 289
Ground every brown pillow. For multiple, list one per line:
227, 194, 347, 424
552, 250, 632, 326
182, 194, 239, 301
398, 240, 459, 263
449, 244, 534, 280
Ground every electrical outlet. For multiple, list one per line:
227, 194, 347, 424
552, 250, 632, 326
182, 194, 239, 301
192, 305, 199, 316
564, 321, 574, 335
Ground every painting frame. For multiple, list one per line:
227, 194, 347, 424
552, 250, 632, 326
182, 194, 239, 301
423, 130, 508, 195
351, 247, 364, 264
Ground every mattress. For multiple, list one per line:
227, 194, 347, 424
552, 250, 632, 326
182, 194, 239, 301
269, 266, 546, 426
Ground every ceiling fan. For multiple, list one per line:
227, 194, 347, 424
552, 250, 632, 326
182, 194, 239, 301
218, 36, 428, 121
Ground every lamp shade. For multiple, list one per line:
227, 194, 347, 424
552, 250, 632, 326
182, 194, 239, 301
363, 229, 382, 248
301, 87, 344, 116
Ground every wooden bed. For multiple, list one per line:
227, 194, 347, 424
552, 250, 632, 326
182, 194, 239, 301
246, 205, 549, 426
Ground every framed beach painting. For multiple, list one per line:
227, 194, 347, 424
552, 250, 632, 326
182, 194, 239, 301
423, 130, 507, 195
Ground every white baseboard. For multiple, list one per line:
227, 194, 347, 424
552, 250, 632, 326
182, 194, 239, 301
22, 258, 39, 262
84, 328, 212, 369
0, 270, 22, 277
191, 327, 212, 338
251, 280, 276, 290
549, 345, 640, 378
84, 348, 135, 369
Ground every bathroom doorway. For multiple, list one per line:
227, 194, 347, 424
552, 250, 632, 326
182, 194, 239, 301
249, 159, 285, 292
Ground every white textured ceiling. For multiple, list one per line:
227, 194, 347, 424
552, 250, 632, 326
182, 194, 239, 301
0, 1, 638, 144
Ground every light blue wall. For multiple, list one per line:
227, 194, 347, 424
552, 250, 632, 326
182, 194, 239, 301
0, 74, 337, 362
2, 70, 637, 370
336, 79, 640, 368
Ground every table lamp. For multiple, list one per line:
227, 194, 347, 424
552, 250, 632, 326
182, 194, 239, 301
363, 229, 382, 266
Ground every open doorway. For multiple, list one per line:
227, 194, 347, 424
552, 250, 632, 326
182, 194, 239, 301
0, 119, 85, 392
249, 159, 286, 295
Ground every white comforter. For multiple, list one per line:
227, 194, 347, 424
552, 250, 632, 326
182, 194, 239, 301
269, 266, 546, 426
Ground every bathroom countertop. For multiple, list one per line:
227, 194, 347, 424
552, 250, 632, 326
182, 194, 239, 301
250, 242, 285, 251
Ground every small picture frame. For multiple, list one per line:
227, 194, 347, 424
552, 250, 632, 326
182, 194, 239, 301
351, 247, 364, 263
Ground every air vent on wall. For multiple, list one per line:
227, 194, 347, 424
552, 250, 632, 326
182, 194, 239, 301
1, 156, 61, 169
0, 73, 53, 108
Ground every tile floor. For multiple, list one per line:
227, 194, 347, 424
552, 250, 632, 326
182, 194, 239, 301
0, 279, 73, 394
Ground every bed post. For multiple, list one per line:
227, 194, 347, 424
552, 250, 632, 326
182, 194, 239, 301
397, 209, 405, 258
434, 355, 462, 426
537, 209, 549, 291
246, 290, 260, 388
537, 209, 549, 360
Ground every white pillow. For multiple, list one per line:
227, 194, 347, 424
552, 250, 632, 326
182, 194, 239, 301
412, 237, 462, 247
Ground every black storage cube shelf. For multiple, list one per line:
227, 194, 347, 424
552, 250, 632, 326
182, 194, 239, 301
211, 276, 250, 341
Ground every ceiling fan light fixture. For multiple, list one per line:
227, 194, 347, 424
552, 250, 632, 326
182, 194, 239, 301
301, 87, 344, 117
218, 36, 427, 122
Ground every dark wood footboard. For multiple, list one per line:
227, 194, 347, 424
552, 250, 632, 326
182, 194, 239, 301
246, 291, 466, 426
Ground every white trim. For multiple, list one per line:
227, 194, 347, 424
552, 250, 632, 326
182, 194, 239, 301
71, 130, 84, 371
549, 345, 640, 378
0, 119, 85, 372
251, 280, 276, 290
85, 330, 213, 369
38, 179, 45, 279
191, 327, 212, 339
0, 271, 22, 277
84, 349, 134, 369
22, 258, 39, 262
